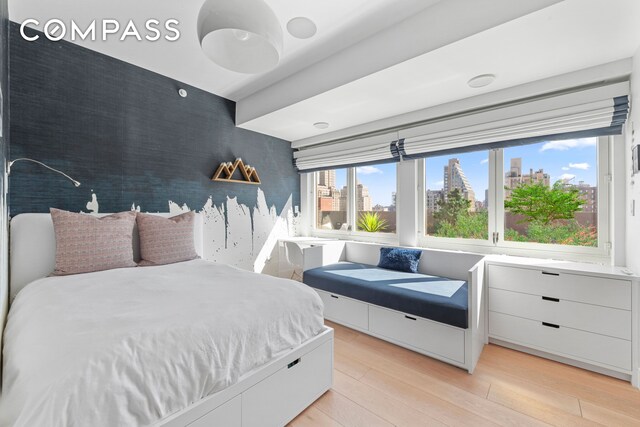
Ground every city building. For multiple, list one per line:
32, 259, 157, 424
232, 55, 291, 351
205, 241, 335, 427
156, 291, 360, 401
316, 169, 342, 212
504, 157, 550, 198
426, 189, 445, 213
356, 183, 372, 212
443, 158, 476, 211
576, 181, 598, 213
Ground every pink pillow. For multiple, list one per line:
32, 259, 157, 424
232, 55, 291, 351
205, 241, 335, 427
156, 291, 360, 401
50, 209, 137, 276
137, 212, 199, 266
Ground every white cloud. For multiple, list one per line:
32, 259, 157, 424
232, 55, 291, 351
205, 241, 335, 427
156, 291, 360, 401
435, 180, 444, 186
539, 138, 597, 152
568, 162, 590, 170
561, 167, 570, 171
557, 173, 576, 182
356, 166, 383, 175
480, 158, 489, 164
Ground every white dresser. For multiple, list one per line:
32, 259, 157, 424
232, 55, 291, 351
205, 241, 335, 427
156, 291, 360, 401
486, 257, 639, 386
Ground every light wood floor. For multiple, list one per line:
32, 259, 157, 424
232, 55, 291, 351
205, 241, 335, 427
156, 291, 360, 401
289, 321, 640, 427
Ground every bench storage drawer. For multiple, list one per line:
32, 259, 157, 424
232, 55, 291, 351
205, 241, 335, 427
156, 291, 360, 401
315, 289, 369, 330
369, 305, 465, 364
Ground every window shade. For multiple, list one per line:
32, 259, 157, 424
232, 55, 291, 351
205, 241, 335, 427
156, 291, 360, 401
293, 82, 629, 172
399, 82, 628, 159
293, 132, 400, 172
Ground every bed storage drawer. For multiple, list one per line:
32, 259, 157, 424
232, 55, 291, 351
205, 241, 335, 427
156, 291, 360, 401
315, 289, 369, 330
488, 265, 631, 310
489, 288, 631, 340
489, 311, 631, 371
369, 305, 465, 364
242, 339, 333, 427
187, 395, 241, 427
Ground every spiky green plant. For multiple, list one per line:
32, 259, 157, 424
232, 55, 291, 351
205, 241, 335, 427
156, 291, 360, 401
357, 212, 388, 232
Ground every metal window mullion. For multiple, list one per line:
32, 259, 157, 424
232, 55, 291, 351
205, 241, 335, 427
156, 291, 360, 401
597, 136, 611, 253
348, 167, 357, 231
490, 149, 505, 245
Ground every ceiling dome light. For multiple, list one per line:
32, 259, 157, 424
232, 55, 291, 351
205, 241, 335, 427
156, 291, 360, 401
314, 122, 330, 130
198, 0, 283, 74
467, 74, 496, 88
287, 17, 317, 39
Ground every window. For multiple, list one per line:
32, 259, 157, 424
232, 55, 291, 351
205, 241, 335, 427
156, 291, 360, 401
503, 138, 598, 247
313, 164, 398, 234
418, 136, 609, 258
356, 164, 397, 233
425, 151, 489, 240
315, 168, 347, 230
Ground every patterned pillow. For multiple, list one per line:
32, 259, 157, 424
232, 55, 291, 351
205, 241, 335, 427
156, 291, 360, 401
50, 208, 137, 276
377, 247, 422, 273
137, 212, 199, 266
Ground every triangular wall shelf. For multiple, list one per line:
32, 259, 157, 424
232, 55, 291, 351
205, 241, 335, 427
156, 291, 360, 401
211, 158, 261, 185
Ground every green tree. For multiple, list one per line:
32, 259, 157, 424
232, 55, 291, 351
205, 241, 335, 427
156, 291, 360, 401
433, 189, 471, 226
504, 181, 584, 225
435, 210, 488, 239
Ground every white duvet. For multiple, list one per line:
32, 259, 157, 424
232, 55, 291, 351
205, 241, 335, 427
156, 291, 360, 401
0, 260, 325, 427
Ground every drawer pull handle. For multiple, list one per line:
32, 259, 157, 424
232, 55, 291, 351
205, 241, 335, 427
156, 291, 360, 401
330, 295, 339, 299
287, 358, 301, 369
542, 296, 560, 302
541, 271, 560, 276
542, 322, 560, 329
405, 315, 417, 321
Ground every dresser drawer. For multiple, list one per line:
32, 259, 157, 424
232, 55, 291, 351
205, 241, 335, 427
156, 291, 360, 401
489, 311, 632, 371
369, 305, 465, 364
314, 289, 369, 330
489, 288, 631, 340
488, 265, 631, 310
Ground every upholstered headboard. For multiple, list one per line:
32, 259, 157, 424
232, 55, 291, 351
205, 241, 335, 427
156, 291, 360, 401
9, 213, 204, 301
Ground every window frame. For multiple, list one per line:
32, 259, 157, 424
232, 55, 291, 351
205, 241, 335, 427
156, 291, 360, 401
416, 136, 611, 263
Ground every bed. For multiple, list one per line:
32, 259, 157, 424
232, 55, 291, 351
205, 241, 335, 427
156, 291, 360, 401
0, 213, 333, 427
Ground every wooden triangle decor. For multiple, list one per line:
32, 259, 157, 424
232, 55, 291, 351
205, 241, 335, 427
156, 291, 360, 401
211, 158, 261, 185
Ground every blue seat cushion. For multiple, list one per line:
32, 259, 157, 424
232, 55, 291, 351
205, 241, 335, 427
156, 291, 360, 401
304, 262, 468, 329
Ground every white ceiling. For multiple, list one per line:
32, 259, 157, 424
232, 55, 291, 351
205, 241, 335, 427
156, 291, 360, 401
9, 0, 434, 100
10, 0, 640, 144
238, 0, 640, 142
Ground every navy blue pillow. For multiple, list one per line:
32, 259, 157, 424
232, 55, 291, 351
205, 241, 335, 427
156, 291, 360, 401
377, 247, 422, 273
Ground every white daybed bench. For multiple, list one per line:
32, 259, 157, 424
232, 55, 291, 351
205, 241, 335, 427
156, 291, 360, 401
303, 241, 486, 373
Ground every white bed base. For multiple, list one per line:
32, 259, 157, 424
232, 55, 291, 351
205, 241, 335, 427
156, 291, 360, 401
8, 213, 334, 426
159, 328, 333, 427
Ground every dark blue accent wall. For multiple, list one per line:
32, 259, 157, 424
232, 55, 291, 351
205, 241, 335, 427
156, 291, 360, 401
8, 23, 299, 217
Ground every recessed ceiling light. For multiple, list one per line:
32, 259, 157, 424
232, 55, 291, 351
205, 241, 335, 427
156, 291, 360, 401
467, 74, 496, 88
314, 122, 329, 130
287, 17, 317, 39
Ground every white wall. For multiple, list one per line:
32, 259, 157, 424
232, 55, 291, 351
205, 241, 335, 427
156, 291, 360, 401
85, 189, 298, 276
626, 46, 640, 273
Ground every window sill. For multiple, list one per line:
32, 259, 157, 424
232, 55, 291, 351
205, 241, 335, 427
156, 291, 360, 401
417, 236, 611, 264
310, 229, 398, 245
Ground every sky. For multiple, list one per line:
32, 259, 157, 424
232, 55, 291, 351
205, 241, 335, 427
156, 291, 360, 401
425, 138, 598, 199
329, 137, 598, 207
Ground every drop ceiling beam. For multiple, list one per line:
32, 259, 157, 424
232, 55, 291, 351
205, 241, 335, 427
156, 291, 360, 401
236, 0, 563, 128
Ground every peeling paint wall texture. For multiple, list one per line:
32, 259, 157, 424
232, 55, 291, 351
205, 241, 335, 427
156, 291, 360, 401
9, 24, 300, 273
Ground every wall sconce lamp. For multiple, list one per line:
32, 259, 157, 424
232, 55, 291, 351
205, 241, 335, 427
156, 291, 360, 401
8, 158, 81, 187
